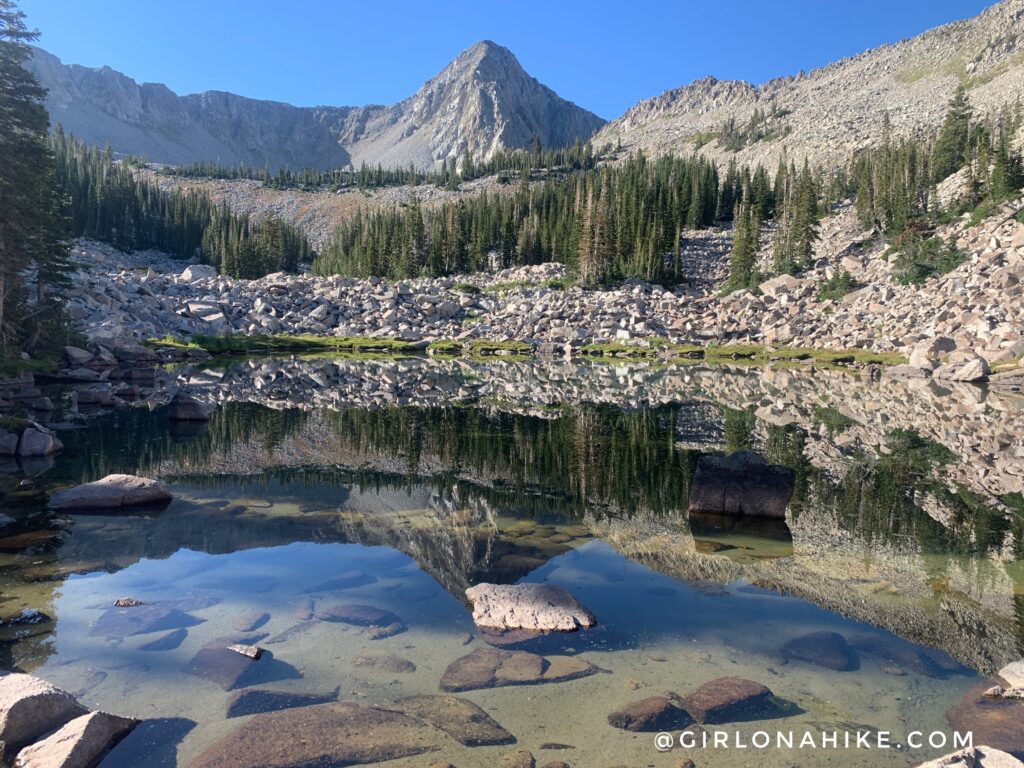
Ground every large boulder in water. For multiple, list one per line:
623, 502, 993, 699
688, 450, 795, 518
48, 474, 172, 511
465, 583, 596, 632
14, 710, 138, 768
0, 673, 88, 751
607, 696, 693, 732
679, 677, 778, 724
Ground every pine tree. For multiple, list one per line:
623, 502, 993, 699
932, 86, 972, 183
725, 200, 759, 292
0, 0, 70, 350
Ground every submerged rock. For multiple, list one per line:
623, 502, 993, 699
184, 636, 271, 691
301, 571, 376, 593
781, 631, 859, 671
850, 633, 960, 678
13, 710, 138, 768
394, 695, 515, 746
48, 474, 172, 511
465, 583, 596, 632
679, 677, 777, 724
226, 688, 338, 718
352, 653, 417, 674
189, 702, 440, 768
687, 451, 795, 518
232, 610, 271, 632
91, 604, 202, 638
501, 749, 536, 768
947, 683, 1024, 759
439, 647, 597, 692
315, 603, 406, 638
607, 696, 693, 732
138, 628, 188, 652
0, 674, 88, 751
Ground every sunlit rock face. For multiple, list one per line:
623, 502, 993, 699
28, 41, 604, 171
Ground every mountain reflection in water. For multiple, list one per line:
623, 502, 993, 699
0, 356, 1021, 767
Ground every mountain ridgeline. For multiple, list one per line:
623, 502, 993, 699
28, 41, 605, 172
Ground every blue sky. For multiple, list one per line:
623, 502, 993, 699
20, 0, 994, 119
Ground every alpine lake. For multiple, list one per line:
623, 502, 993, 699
1, 354, 1022, 768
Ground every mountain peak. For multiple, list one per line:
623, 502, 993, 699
27, 41, 604, 171
436, 39, 529, 85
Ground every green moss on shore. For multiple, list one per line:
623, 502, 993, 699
156, 334, 423, 356
144, 333, 904, 369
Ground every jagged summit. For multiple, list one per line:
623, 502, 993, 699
28, 40, 605, 171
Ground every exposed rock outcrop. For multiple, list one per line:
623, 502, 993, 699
0, 674, 137, 767
465, 583, 596, 632
48, 474, 172, 511
13, 711, 138, 768
594, 0, 1024, 170
29, 41, 604, 172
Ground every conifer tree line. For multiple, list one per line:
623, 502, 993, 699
720, 158, 820, 291
0, 0, 72, 353
313, 153, 728, 283
851, 88, 1024, 236
162, 138, 604, 192
52, 130, 312, 278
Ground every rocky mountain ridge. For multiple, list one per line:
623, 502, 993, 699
594, 0, 1024, 168
29, 41, 604, 171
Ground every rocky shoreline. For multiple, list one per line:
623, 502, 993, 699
54, 196, 1024, 388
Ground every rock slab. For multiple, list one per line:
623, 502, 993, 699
189, 702, 439, 768
226, 688, 338, 718
465, 583, 596, 632
0, 673, 88, 750
680, 677, 776, 724
13, 710, 138, 768
395, 695, 515, 746
48, 474, 172, 511
439, 647, 597, 692
314, 603, 406, 638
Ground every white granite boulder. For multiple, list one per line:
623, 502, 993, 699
0, 673, 88, 750
998, 660, 1024, 689
13, 710, 138, 768
913, 745, 1024, 767
465, 583, 596, 632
